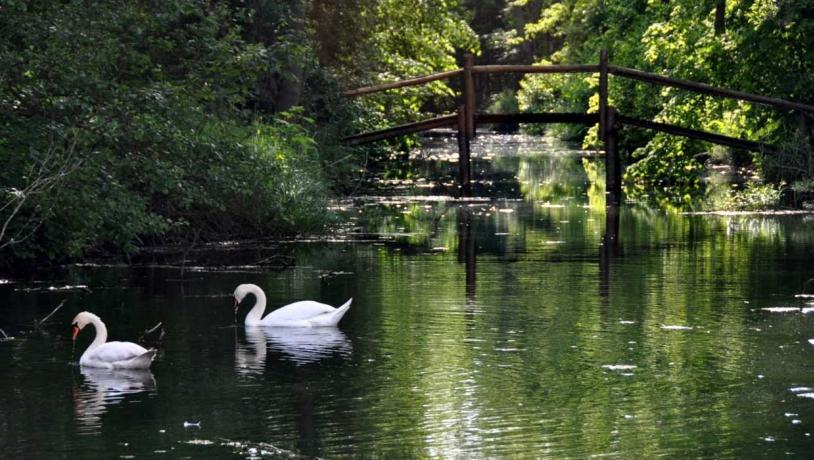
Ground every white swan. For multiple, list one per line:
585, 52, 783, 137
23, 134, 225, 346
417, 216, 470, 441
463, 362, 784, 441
233, 283, 352, 327
71, 311, 157, 369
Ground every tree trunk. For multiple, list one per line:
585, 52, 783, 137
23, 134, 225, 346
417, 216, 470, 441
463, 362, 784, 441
276, 0, 305, 112
715, 1, 726, 35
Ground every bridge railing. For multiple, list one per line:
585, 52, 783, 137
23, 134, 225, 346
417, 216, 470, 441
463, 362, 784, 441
343, 50, 814, 203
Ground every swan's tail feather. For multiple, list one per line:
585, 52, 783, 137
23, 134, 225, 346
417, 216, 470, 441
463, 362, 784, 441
120, 348, 157, 369
315, 298, 352, 327
337, 297, 352, 312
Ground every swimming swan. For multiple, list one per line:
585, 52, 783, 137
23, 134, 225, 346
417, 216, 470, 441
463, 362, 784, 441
233, 283, 352, 327
71, 311, 157, 369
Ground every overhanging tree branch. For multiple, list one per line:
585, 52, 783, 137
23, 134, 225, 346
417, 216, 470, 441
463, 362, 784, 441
0, 137, 80, 250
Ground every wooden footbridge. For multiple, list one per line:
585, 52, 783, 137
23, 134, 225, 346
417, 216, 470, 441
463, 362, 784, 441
342, 50, 813, 205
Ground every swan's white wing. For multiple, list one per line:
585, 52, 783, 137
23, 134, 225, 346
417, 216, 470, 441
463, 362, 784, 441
89, 341, 150, 363
262, 301, 336, 323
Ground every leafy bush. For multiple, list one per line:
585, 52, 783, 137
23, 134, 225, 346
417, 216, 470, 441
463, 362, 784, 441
0, 1, 330, 263
507, 0, 814, 209
705, 182, 782, 211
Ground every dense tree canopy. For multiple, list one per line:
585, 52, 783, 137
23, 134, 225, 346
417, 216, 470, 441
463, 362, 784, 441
503, 0, 813, 208
1, 0, 810, 264
0, 1, 334, 261
0, 0, 476, 263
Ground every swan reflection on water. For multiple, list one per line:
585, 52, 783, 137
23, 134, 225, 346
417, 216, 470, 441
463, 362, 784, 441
73, 367, 156, 434
236, 326, 352, 372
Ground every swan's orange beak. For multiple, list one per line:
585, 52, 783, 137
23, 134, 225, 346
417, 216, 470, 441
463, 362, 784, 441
71, 325, 80, 341
233, 297, 240, 311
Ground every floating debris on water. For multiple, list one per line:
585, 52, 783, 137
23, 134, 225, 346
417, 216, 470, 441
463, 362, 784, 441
0, 328, 14, 342
602, 364, 637, 371
15, 284, 90, 293
184, 439, 214, 445
188, 438, 311, 458
188, 265, 265, 274
318, 270, 354, 279
795, 294, 814, 299
35, 299, 66, 328
183, 421, 201, 428
494, 347, 525, 353
762, 307, 801, 313
790, 387, 814, 393
660, 325, 693, 330
51, 284, 88, 291
619, 320, 635, 325
537, 202, 566, 208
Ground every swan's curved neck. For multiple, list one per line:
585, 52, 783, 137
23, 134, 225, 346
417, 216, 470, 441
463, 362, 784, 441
245, 284, 267, 324
87, 315, 108, 350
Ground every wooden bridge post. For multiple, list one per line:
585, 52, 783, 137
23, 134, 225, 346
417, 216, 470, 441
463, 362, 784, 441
599, 49, 608, 143
463, 54, 476, 139
605, 107, 621, 205
457, 105, 472, 197
599, 49, 621, 205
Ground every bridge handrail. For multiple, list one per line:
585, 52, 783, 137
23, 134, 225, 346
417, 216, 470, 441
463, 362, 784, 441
344, 63, 814, 115
617, 115, 776, 153
344, 69, 463, 97
342, 114, 458, 145
343, 64, 600, 98
472, 64, 599, 75
609, 65, 814, 114
341, 51, 813, 201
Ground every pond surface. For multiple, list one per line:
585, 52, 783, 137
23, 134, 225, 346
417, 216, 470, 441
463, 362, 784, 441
2, 135, 814, 458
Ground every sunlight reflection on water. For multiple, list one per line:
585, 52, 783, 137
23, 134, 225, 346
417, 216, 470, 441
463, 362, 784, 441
2, 135, 814, 458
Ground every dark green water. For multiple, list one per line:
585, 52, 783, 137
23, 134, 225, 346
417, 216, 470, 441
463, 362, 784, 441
2, 135, 814, 458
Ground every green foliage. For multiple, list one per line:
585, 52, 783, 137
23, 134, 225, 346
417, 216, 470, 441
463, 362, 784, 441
0, 0, 330, 262
507, 0, 814, 209
626, 134, 704, 210
706, 182, 782, 211
486, 89, 520, 132
329, 0, 479, 128
311, 0, 481, 178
